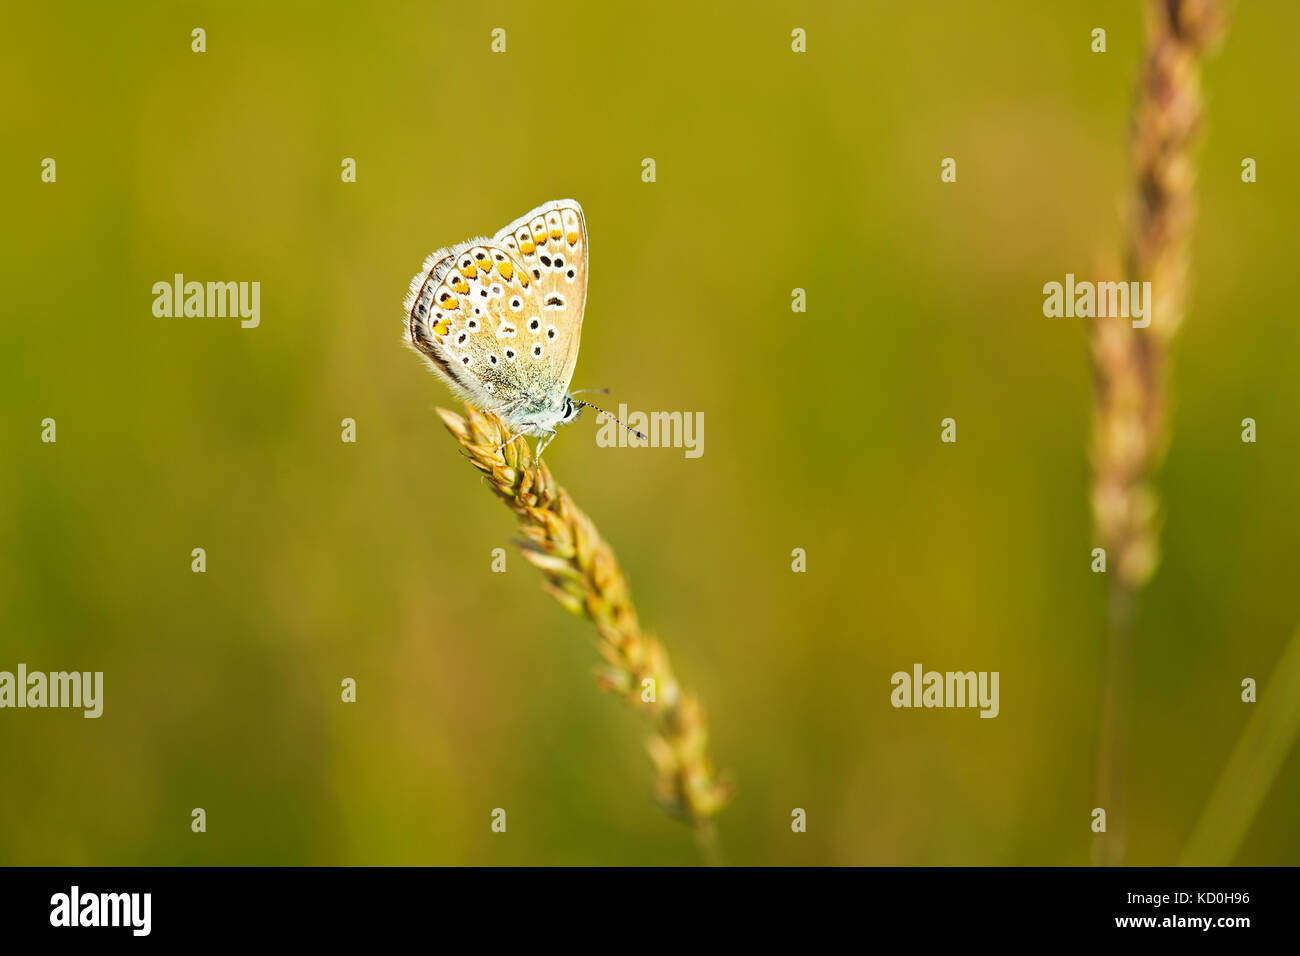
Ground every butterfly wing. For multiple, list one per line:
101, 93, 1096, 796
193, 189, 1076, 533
405, 237, 547, 409
494, 199, 588, 395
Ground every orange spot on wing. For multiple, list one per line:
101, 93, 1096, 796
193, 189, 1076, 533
520, 240, 535, 255
566, 231, 578, 245
496, 260, 514, 280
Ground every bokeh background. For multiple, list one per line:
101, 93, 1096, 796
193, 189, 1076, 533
2, 0, 1298, 865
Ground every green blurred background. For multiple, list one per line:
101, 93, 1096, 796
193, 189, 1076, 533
2, 0, 1298, 865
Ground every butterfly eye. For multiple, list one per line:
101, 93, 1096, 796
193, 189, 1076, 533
510, 297, 522, 311
546, 327, 557, 340
532, 344, 543, 357
489, 354, 498, 365
461, 355, 471, 365
528, 318, 540, 332
566, 269, 575, 280
504, 349, 516, 361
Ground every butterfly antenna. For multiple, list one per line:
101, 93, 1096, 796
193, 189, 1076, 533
576, 399, 648, 440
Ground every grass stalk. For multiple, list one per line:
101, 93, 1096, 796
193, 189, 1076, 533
435, 404, 733, 844
1089, 0, 1226, 865
1182, 624, 1300, 864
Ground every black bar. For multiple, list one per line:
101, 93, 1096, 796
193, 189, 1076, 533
0, 866, 1282, 942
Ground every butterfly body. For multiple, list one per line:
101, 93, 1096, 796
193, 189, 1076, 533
404, 199, 589, 457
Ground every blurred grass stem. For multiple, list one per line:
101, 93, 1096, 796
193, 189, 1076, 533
1090, 0, 1225, 865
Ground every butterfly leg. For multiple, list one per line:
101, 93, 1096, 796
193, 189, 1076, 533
494, 431, 528, 455
533, 426, 560, 460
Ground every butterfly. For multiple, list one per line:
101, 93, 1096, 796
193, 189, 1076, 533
404, 199, 623, 459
